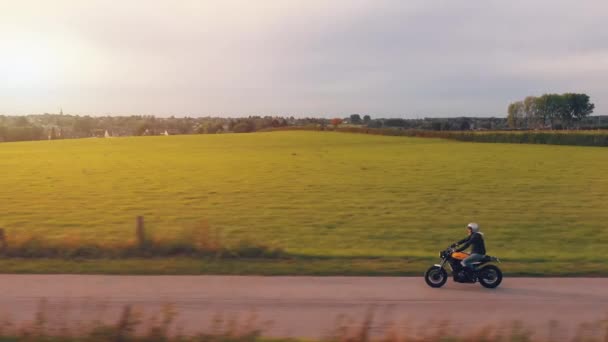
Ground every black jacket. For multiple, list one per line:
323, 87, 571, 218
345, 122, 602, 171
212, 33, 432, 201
455, 232, 486, 255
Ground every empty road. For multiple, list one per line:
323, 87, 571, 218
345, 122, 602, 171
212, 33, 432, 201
0, 275, 607, 339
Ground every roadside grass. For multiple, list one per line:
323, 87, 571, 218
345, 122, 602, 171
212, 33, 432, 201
0, 223, 285, 259
1, 131, 607, 274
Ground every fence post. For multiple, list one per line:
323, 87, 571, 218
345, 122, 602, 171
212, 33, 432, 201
136, 216, 146, 249
0, 228, 6, 253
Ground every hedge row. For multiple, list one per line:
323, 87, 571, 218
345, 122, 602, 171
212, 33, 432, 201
268, 126, 608, 147
431, 131, 608, 146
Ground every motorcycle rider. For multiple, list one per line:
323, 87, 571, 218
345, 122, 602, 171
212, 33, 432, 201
451, 223, 486, 278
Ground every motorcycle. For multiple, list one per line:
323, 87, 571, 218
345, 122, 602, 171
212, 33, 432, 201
424, 246, 503, 288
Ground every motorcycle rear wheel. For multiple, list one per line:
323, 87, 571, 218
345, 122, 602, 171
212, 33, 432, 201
424, 266, 448, 288
478, 265, 503, 289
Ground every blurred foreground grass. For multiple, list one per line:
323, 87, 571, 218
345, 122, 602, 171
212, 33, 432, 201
0, 303, 605, 342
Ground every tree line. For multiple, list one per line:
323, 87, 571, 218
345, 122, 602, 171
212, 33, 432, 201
0, 100, 604, 143
0, 115, 296, 142
507, 93, 595, 129
0, 114, 514, 143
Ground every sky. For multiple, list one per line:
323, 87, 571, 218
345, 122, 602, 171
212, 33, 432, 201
0, 0, 607, 118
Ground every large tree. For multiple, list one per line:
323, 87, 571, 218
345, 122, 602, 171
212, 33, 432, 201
544, 94, 566, 128
523, 96, 538, 128
510, 93, 594, 129
563, 93, 595, 124
507, 101, 525, 129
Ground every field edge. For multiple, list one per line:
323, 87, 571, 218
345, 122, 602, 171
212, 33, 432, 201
0, 257, 606, 277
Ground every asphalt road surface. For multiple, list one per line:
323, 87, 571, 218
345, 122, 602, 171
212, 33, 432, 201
1, 275, 607, 340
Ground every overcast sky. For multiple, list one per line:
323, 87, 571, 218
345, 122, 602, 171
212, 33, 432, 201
1, 0, 606, 117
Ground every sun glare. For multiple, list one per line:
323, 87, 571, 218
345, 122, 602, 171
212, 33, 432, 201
0, 36, 61, 88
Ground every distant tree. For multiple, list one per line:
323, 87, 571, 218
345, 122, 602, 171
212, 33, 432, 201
206, 122, 224, 134
73, 116, 96, 137
227, 121, 236, 132
194, 125, 205, 134
367, 120, 383, 128
15, 116, 29, 127
350, 114, 362, 124
548, 94, 567, 128
363, 115, 371, 124
384, 118, 407, 128
563, 93, 594, 126
49, 127, 59, 140
523, 96, 538, 128
459, 118, 471, 130
2, 125, 44, 141
507, 103, 517, 128
233, 121, 254, 133
507, 101, 525, 129
135, 123, 150, 136
533, 95, 551, 128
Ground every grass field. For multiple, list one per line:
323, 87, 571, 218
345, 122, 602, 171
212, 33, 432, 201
1, 131, 607, 274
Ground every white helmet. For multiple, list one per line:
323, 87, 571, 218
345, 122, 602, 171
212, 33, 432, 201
467, 222, 480, 233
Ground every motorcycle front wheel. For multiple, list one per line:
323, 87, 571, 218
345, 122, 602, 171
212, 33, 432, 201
478, 265, 503, 289
424, 266, 448, 288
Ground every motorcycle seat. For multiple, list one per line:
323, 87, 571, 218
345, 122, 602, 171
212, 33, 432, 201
472, 255, 499, 264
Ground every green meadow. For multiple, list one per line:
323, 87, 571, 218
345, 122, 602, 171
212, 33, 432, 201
1, 131, 607, 274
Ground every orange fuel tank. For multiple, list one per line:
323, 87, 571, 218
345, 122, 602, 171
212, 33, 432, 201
451, 252, 470, 260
